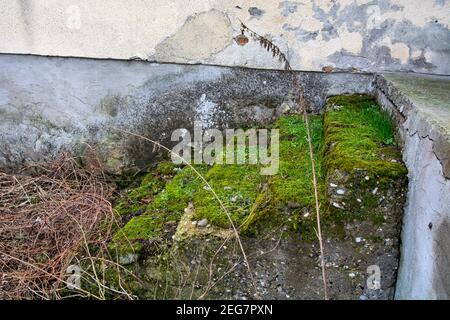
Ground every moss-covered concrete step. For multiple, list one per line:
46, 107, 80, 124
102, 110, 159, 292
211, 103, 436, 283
324, 94, 407, 222
109, 95, 408, 263
109, 114, 326, 260
320, 94, 407, 299
103, 94, 408, 299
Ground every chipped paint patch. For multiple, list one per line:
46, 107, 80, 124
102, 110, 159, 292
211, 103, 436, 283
340, 30, 363, 54
248, 7, 265, 19
390, 42, 410, 64
381, 37, 410, 64
154, 9, 233, 63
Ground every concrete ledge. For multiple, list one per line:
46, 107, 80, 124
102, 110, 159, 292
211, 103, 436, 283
375, 73, 450, 299
376, 73, 450, 179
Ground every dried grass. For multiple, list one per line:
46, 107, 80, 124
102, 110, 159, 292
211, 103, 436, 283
0, 153, 116, 299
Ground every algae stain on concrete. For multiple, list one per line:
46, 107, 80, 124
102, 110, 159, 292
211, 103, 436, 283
154, 10, 233, 63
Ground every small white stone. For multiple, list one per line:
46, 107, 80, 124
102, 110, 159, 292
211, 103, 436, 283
365, 176, 370, 181
332, 202, 344, 209
330, 183, 338, 188
197, 218, 208, 228
372, 187, 378, 195
349, 272, 356, 278
118, 253, 139, 265
391, 159, 398, 163
355, 237, 363, 243
336, 189, 346, 195
357, 198, 362, 203
191, 221, 198, 226
303, 212, 310, 218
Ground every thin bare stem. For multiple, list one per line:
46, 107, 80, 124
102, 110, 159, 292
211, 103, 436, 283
240, 22, 329, 299
301, 94, 329, 300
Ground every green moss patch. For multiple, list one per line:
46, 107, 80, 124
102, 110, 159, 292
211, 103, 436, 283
192, 163, 267, 228
110, 165, 208, 254
189, 115, 326, 235
324, 94, 406, 178
114, 161, 179, 217
322, 94, 408, 235
271, 115, 326, 208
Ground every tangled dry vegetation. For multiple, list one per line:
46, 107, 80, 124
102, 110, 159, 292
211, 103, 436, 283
0, 153, 118, 299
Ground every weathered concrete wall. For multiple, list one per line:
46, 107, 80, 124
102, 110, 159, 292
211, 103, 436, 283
0, 53, 374, 173
0, 0, 449, 74
375, 73, 450, 299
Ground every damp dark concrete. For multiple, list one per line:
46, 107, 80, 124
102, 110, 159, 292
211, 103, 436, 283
0, 53, 374, 173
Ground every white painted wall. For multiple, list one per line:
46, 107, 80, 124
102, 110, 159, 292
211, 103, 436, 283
1, 0, 449, 73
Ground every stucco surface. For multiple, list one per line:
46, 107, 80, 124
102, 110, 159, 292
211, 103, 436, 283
0, 0, 449, 74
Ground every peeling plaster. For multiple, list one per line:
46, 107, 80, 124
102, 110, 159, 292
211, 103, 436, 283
381, 37, 410, 64
154, 9, 233, 64
339, 29, 363, 55
1, 0, 450, 74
